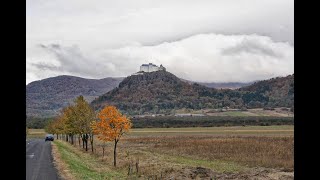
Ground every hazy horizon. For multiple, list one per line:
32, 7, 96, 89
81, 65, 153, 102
26, 70, 293, 86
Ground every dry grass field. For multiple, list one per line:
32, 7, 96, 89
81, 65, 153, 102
53, 125, 293, 179
125, 136, 293, 169
27, 129, 46, 138
204, 108, 293, 117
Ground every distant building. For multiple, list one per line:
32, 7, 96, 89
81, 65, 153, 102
140, 63, 166, 72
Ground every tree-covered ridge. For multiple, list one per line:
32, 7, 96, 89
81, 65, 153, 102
91, 71, 294, 115
26, 75, 124, 117
239, 74, 294, 108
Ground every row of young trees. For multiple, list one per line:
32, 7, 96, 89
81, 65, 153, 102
45, 95, 132, 166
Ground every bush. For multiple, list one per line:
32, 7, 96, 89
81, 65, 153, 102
162, 123, 170, 128
241, 107, 248, 111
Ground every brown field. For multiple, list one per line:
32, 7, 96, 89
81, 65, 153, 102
74, 125, 293, 179
125, 136, 293, 169
27, 129, 46, 138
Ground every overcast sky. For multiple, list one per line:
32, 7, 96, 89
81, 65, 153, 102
26, 0, 294, 84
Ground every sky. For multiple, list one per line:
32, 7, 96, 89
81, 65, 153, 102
26, 0, 294, 84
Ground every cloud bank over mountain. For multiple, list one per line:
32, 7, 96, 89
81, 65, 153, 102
26, 0, 293, 84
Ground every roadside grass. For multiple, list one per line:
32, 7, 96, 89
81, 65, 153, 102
54, 140, 127, 180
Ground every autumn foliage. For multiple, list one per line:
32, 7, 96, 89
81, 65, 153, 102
92, 105, 132, 166
45, 98, 132, 167
93, 106, 132, 141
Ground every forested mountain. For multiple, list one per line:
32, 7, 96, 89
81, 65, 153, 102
26, 72, 293, 117
91, 71, 294, 115
239, 74, 294, 108
26, 75, 124, 117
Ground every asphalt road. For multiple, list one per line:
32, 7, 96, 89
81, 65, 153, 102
26, 139, 61, 180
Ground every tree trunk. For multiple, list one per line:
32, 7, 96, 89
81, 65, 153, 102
85, 134, 88, 151
90, 134, 94, 153
78, 134, 81, 147
56, 134, 58, 139
66, 134, 68, 142
82, 135, 85, 149
102, 147, 105, 158
114, 139, 118, 167
71, 134, 74, 145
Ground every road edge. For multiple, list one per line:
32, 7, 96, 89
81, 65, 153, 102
51, 141, 76, 180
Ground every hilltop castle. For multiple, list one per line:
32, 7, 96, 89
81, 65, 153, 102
140, 63, 166, 72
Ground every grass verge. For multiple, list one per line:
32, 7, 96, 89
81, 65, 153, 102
53, 140, 127, 180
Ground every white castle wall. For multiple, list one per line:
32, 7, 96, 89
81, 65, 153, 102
140, 63, 166, 72
150, 65, 159, 72
140, 66, 149, 72
140, 63, 165, 72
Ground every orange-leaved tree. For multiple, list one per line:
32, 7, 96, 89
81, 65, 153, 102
92, 105, 132, 167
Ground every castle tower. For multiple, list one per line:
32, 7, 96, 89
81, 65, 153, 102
159, 64, 166, 71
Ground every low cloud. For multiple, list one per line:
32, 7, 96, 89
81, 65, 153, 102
34, 44, 118, 78
221, 37, 283, 58
31, 62, 61, 71
27, 33, 293, 84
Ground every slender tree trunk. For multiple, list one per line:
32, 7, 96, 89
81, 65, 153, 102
90, 134, 94, 153
85, 134, 88, 151
56, 134, 58, 139
78, 134, 81, 147
114, 139, 118, 167
82, 135, 85, 149
66, 134, 68, 142
102, 147, 105, 158
71, 134, 74, 145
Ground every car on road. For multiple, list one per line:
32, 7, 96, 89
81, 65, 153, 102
45, 134, 54, 141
